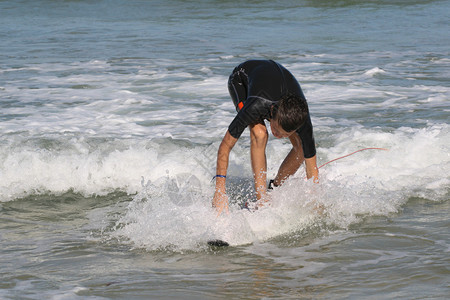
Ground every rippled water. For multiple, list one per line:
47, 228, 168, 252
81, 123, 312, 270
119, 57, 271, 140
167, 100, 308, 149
0, 0, 449, 299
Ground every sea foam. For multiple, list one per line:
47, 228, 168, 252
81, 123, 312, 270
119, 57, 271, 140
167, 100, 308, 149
106, 123, 449, 251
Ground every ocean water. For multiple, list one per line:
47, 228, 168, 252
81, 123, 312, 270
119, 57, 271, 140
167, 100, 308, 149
0, 0, 449, 299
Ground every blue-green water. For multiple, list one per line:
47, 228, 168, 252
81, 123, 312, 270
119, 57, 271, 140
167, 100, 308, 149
0, 0, 449, 298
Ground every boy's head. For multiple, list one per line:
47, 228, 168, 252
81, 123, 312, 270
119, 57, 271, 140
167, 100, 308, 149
270, 93, 309, 138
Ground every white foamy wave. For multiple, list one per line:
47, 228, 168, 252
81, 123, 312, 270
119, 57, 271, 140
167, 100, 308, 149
2, 122, 447, 205
109, 123, 449, 251
111, 174, 319, 251
363, 67, 386, 77
320, 123, 450, 196
315, 123, 449, 226
0, 137, 220, 202
1, 59, 234, 144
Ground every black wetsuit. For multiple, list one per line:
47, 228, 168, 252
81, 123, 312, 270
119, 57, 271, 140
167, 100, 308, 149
227, 60, 316, 158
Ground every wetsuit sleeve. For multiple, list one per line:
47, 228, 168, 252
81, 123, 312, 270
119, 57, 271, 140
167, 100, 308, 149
296, 114, 316, 158
228, 113, 248, 139
228, 97, 270, 139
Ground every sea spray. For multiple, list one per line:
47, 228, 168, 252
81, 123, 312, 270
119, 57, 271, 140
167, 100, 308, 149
111, 123, 449, 251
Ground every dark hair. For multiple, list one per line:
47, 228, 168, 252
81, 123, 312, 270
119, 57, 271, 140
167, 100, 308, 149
272, 93, 309, 132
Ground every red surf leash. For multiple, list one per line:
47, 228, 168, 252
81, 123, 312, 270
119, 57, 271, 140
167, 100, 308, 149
318, 147, 389, 169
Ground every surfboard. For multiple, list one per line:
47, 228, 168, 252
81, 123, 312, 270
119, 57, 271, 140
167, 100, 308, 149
207, 239, 229, 247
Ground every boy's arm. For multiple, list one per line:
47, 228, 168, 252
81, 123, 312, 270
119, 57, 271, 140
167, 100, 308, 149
274, 133, 319, 186
273, 133, 304, 186
305, 155, 319, 183
212, 130, 238, 215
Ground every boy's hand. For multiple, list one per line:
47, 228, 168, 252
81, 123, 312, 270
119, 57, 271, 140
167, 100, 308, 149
212, 189, 229, 216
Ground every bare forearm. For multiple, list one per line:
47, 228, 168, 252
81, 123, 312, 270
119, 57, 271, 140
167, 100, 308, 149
214, 141, 230, 197
305, 155, 319, 183
251, 145, 267, 201
216, 145, 230, 178
274, 147, 304, 186
213, 131, 237, 208
216, 131, 237, 175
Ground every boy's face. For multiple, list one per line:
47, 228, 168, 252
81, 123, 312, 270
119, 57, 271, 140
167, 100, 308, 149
269, 119, 294, 139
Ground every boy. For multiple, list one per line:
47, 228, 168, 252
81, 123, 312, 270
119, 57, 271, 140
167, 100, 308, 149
213, 60, 318, 214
